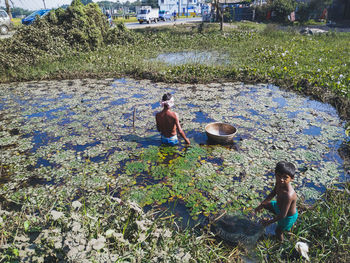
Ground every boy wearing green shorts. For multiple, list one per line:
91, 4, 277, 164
255, 161, 298, 241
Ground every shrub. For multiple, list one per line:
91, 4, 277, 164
295, 2, 310, 22
0, 0, 136, 75
255, 4, 270, 22
270, 0, 296, 23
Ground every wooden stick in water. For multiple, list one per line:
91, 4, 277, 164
133, 107, 136, 131
211, 210, 227, 224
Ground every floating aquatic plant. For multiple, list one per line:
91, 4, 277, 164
0, 77, 347, 261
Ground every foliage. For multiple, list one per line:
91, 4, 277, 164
296, 0, 333, 22
0, 6, 31, 17
223, 8, 233, 23
122, 146, 218, 218
255, 3, 270, 22
141, 0, 160, 9
81, 0, 93, 5
346, 122, 350, 142
0, 0, 136, 75
97, 0, 142, 13
295, 2, 310, 22
269, 0, 296, 23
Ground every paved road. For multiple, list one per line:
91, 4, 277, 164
125, 17, 202, 29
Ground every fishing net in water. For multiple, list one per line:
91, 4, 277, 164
211, 214, 264, 247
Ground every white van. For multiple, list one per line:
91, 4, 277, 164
136, 6, 159, 24
0, 9, 12, 35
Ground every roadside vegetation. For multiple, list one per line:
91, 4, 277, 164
0, 0, 349, 262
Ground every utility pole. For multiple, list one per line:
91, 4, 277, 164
43, 0, 47, 9
178, 0, 181, 18
186, 0, 188, 18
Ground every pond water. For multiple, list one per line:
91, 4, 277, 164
0, 78, 348, 229
151, 51, 230, 65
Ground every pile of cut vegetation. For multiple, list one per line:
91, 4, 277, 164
0, 0, 136, 73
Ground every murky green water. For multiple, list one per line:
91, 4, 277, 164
0, 78, 348, 223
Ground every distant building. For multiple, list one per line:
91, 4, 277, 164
251, 0, 267, 5
158, 0, 203, 15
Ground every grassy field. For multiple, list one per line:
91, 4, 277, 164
113, 16, 138, 23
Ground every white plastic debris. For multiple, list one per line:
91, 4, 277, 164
295, 241, 310, 261
72, 200, 82, 209
105, 229, 115, 238
90, 236, 106, 250
51, 210, 64, 220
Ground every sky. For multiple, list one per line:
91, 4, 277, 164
6, 0, 129, 11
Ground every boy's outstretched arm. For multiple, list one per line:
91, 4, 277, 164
255, 186, 276, 213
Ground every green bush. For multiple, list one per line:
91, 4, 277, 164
270, 0, 296, 23
255, 4, 270, 22
296, 2, 310, 22
0, 0, 136, 75
296, 0, 333, 22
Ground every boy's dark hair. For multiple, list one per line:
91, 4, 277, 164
275, 161, 296, 179
162, 93, 172, 101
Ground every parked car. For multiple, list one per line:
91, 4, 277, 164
22, 9, 51, 25
0, 9, 12, 35
159, 10, 172, 21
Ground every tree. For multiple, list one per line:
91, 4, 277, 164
8, 7, 31, 17
296, 0, 334, 22
141, 0, 159, 8
339, 0, 350, 19
4, 0, 12, 19
308, 0, 333, 14
81, 0, 93, 5
269, 0, 296, 22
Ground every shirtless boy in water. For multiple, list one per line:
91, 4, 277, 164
156, 93, 190, 145
255, 161, 298, 241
